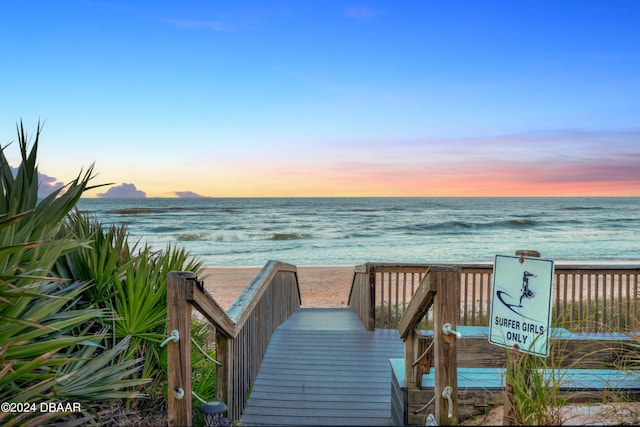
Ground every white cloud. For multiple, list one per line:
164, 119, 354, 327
97, 183, 146, 198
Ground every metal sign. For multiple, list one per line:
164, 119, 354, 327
489, 254, 555, 356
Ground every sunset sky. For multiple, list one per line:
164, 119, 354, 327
2, 1, 639, 197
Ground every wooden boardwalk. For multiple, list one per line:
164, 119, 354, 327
240, 308, 404, 426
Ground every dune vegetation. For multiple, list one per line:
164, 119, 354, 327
0, 122, 213, 425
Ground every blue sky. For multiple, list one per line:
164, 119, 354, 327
2, 0, 639, 197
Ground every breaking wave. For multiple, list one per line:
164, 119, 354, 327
270, 233, 313, 240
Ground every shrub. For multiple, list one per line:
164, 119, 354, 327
0, 122, 148, 425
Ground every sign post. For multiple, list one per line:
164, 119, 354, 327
489, 250, 554, 425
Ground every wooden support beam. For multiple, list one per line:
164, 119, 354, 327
417, 336, 433, 387
167, 271, 195, 427
433, 266, 461, 426
216, 334, 232, 415
404, 333, 418, 389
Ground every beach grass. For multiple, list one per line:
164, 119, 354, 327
552, 295, 640, 332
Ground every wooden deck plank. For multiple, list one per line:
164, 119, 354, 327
241, 414, 394, 426
246, 385, 394, 397
253, 373, 392, 382
263, 347, 401, 357
242, 400, 389, 418
240, 308, 404, 426
252, 375, 393, 386
261, 354, 399, 364
257, 362, 394, 371
246, 392, 392, 403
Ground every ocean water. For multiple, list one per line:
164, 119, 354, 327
75, 197, 640, 267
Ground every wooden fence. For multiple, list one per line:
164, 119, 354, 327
349, 262, 640, 332
166, 261, 301, 426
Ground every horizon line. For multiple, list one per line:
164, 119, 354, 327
77, 195, 640, 199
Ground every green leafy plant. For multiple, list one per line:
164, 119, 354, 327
56, 209, 204, 408
0, 122, 148, 425
2, 121, 214, 424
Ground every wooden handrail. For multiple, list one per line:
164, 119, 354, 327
350, 262, 640, 332
226, 260, 299, 324
166, 260, 301, 426
398, 268, 438, 339
188, 276, 236, 338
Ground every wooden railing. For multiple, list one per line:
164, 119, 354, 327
397, 265, 461, 425
166, 260, 301, 426
347, 264, 374, 331
552, 264, 640, 332
349, 262, 640, 332
349, 263, 428, 330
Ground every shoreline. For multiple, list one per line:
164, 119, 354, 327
203, 259, 640, 268
202, 265, 356, 310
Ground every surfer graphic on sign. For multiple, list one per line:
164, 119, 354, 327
519, 271, 536, 305
496, 273, 538, 321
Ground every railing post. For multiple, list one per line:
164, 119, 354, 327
215, 334, 232, 419
432, 266, 460, 426
167, 271, 195, 426
368, 264, 376, 331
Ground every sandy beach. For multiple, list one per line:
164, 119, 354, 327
201, 265, 356, 310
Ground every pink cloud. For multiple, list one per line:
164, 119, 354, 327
201, 129, 640, 197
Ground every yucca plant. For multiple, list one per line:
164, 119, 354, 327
0, 122, 148, 425
2, 122, 207, 423
0, 122, 104, 243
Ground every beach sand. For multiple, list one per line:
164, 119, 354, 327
201, 265, 355, 310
